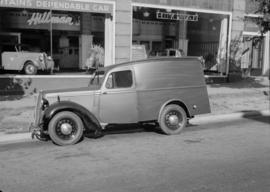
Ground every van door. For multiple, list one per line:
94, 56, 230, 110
99, 67, 138, 124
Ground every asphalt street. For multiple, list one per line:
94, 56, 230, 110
0, 115, 270, 192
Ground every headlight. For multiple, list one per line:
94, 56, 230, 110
39, 54, 44, 62
41, 97, 49, 110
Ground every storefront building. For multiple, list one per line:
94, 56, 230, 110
0, 0, 269, 77
243, 0, 270, 76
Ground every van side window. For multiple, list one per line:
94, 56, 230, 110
106, 70, 133, 89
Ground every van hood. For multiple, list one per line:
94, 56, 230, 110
41, 85, 100, 95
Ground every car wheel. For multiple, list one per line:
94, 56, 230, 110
24, 61, 37, 75
159, 104, 187, 135
48, 111, 84, 146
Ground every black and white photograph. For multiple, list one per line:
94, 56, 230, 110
0, 0, 269, 191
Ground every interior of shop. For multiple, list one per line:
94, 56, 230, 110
0, 8, 105, 71
132, 6, 230, 75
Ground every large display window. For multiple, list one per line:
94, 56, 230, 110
0, 8, 105, 71
0, 0, 114, 74
132, 6, 231, 76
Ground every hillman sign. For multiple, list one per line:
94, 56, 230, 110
0, 0, 113, 14
27, 12, 76, 26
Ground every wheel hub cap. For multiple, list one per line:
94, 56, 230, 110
168, 115, 179, 126
60, 123, 73, 135
27, 66, 34, 73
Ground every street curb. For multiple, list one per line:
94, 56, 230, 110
0, 110, 269, 145
0, 132, 32, 145
189, 110, 270, 125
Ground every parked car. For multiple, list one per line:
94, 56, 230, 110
0, 44, 54, 75
151, 48, 184, 57
30, 57, 210, 145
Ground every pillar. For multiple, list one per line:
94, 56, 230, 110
104, 14, 113, 66
176, 18, 188, 55
79, 13, 93, 69
262, 31, 270, 76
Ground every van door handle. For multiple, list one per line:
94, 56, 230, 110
102, 92, 107, 95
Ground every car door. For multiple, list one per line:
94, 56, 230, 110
2, 52, 21, 70
99, 66, 138, 124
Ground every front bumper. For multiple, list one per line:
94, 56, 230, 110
46, 60, 54, 70
30, 92, 49, 141
29, 123, 49, 141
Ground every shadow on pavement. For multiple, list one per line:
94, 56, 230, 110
241, 110, 270, 124
85, 123, 163, 139
187, 111, 270, 133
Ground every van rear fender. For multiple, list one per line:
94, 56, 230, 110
158, 99, 191, 121
43, 101, 101, 132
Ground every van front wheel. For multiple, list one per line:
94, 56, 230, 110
159, 104, 187, 135
48, 111, 84, 146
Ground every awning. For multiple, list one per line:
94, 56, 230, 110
0, 0, 113, 14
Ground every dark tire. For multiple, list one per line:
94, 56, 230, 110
48, 111, 84, 146
24, 61, 37, 75
159, 104, 187, 135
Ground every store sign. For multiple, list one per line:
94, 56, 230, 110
156, 11, 199, 21
0, 0, 113, 14
2, 11, 80, 31
27, 12, 74, 26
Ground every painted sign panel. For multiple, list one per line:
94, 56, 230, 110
2, 11, 80, 31
156, 11, 199, 22
0, 0, 113, 14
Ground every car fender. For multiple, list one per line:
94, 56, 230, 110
43, 101, 102, 132
158, 99, 191, 122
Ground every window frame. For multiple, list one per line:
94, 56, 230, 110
102, 67, 135, 91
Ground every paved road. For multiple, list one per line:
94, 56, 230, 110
0, 116, 270, 192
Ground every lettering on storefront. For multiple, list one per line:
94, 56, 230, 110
0, 0, 113, 14
27, 12, 74, 26
156, 11, 199, 21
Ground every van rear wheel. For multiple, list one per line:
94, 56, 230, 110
48, 111, 84, 146
159, 104, 187, 135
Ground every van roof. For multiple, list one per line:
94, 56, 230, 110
101, 56, 200, 73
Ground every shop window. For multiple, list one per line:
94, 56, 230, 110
132, 6, 230, 76
106, 70, 133, 89
0, 7, 106, 71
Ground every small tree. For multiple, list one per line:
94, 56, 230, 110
255, 0, 270, 34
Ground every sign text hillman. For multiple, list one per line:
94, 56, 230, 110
0, 0, 113, 14
27, 12, 77, 26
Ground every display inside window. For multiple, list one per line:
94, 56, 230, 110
132, 6, 230, 76
0, 7, 106, 72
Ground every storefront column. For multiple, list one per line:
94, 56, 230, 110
262, 31, 270, 76
80, 13, 93, 69
176, 19, 188, 55
104, 14, 113, 66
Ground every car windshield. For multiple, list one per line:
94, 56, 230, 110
16, 44, 40, 52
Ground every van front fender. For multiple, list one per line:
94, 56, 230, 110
43, 101, 102, 132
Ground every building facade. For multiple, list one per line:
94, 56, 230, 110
0, 0, 269, 76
